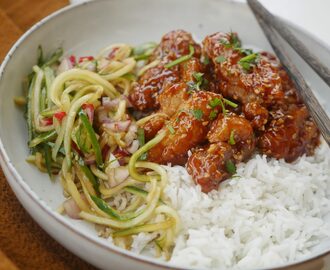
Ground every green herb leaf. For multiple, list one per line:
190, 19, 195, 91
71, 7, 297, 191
215, 55, 226, 63
237, 48, 253, 56
209, 110, 218, 120
165, 45, 195, 68
238, 53, 259, 72
229, 130, 236, 145
201, 56, 210, 65
191, 109, 203, 120
187, 81, 198, 92
193, 72, 204, 82
209, 98, 227, 116
219, 38, 232, 48
229, 32, 241, 48
187, 72, 205, 92
209, 98, 222, 109
225, 160, 236, 174
167, 125, 175, 134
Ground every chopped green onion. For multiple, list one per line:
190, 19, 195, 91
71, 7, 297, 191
193, 72, 204, 82
215, 56, 226, 63
133, 42, 157, 61
225, 160, 236, 174
78, 110, 103, 167
190, 109, 203, 120
167, 125, 175, 134
137, 128, 147, 161
29, 130, 57, 148
219, 98, 227, 116
229, 130, 236, 145
223, 98, 238, 108
165, 45, 195, 68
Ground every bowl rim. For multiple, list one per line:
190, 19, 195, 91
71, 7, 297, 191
0, 0, 329, 269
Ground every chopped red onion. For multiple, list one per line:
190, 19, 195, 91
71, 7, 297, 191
108, 153, 120, 168
107, 166, 130, 187
84, 154, 96, 165
96, 106, 110, 123
57, 57, 73, 75
124, 123, 138, 145
127, 139, 139, 154
98, 58, 111, 70
103, 120, 131, 132
102, 97, 120, 110
63, 197, 82, 219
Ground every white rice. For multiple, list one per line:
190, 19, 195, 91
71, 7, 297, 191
133, 142, 330, 269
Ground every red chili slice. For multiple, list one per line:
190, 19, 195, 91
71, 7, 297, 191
54, 111, 67, 122
69, 55, 76, 66
78, 56, 94, 63
41, 117, 53, 126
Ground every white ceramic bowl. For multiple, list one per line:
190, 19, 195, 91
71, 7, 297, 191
0, 1, 330, 269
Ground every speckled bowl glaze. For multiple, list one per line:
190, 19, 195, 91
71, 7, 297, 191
0, 0, 330, 269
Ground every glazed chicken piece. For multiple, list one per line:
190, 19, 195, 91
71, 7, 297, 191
129, 30, 202, 112
141, 82, 191, 140
150, 29, 202, 62
258, 105, 319, 162
202, 32, 286, 130
203, 31, 320, 162
137, 30, 320, 194
187, 113, 255, 192
140, 56, 204, 139
208, 113, 255, 162
187, 142, 233, 193
203, 32, 284, 106
148, 91, 222, 165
